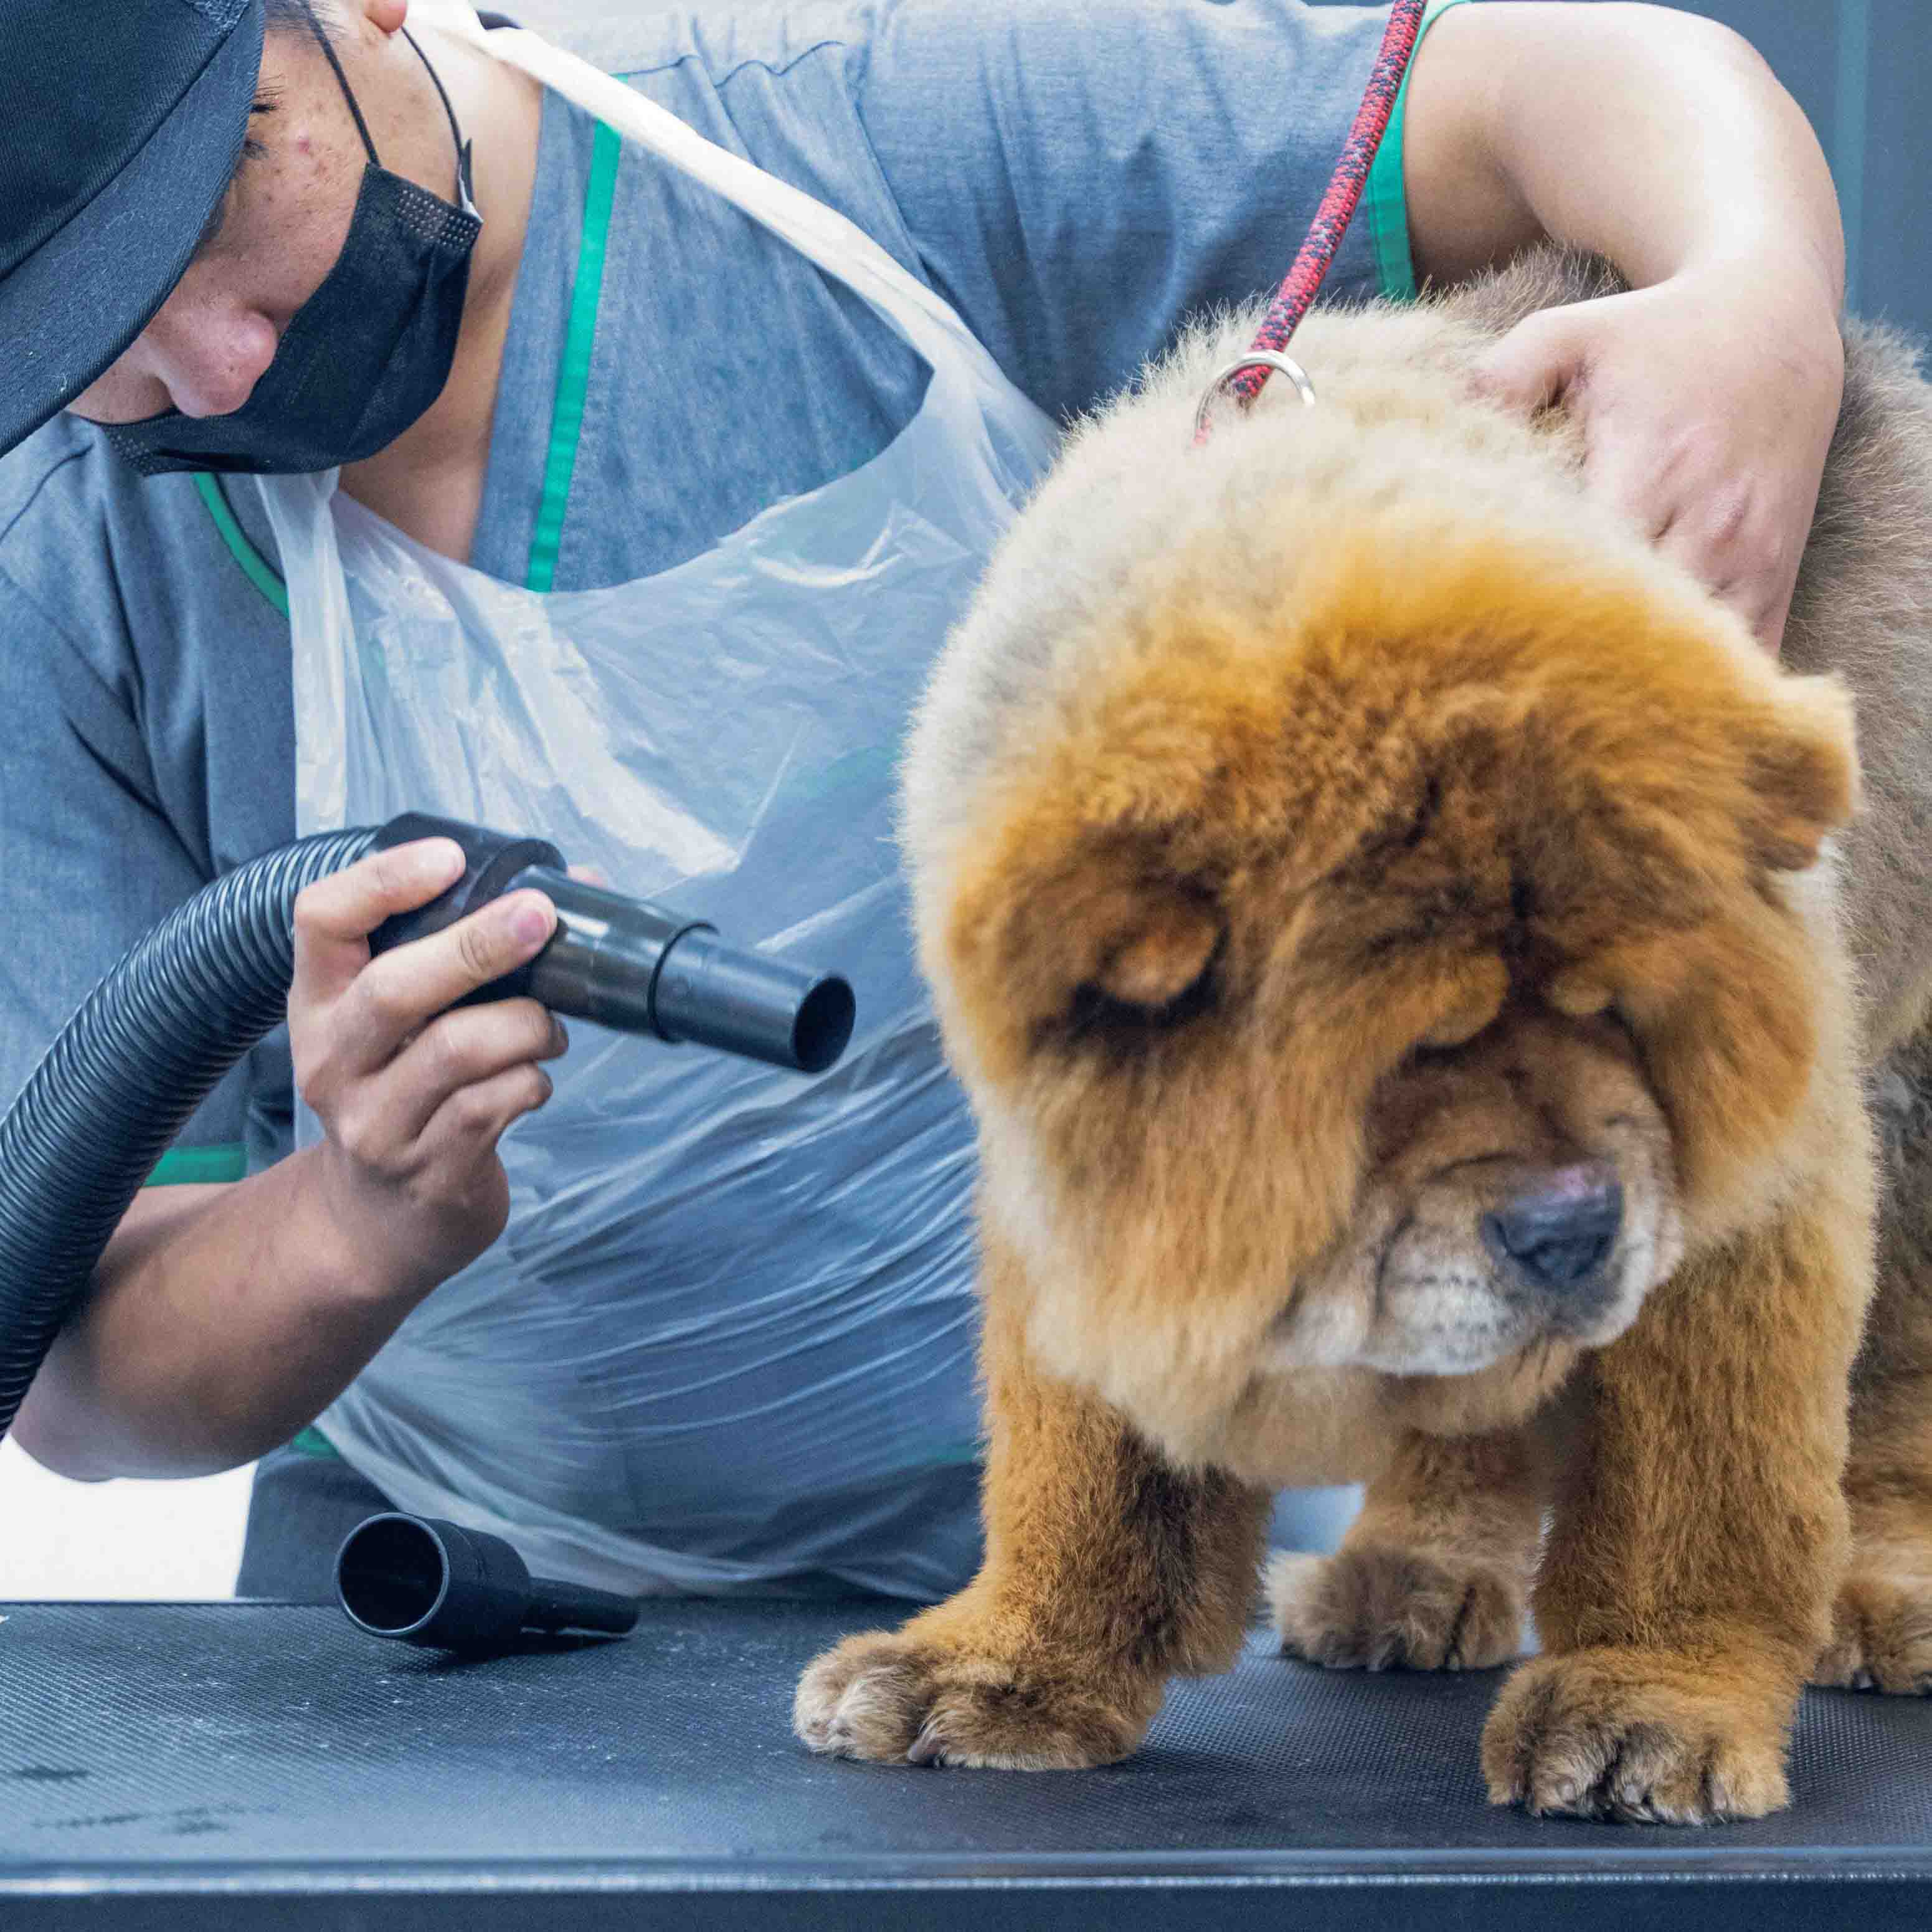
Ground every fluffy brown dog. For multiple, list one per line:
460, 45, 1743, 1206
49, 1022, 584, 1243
793, 249, 1932, 1823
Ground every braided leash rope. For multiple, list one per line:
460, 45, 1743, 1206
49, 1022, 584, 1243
1195, 0, 1427, 444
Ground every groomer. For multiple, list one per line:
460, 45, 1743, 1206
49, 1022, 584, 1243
0, 0, 1846, 1599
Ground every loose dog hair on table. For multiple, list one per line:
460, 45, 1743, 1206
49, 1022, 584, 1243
794, 247, 1932, 1824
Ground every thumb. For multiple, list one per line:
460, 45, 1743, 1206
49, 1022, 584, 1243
1467, 307, 1593, 417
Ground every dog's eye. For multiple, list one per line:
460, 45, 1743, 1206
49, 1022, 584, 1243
1066, 975, 1218, 1043
1545, 968, 1614, 1021
1066, 940, 1221, 1044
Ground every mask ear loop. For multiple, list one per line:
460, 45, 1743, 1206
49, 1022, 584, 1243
399, 25, 475, 199
291, 2, 472, 196
400, 27, 466, 154
292, 0, 382, 167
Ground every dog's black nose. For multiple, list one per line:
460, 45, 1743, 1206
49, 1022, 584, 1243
1481, 1167, 1623, 1290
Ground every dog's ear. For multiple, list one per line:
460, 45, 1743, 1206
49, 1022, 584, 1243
1743, 675, 1859, 873
940, 812, 1228, 1077
1000, 850, 1224, 1027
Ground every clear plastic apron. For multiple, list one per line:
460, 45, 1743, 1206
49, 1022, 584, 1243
252, 14, 1059, 1598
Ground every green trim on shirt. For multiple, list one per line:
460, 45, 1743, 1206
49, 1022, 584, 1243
526, 119, 624, 594
146, 1142, 249, 1185
286, 1425, 341, 1459
192, 473, 290, 617
1366, 0, 1480, 303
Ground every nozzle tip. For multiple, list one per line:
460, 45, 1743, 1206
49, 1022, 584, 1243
793, 976, 856, 1074
335, 1513, 450, 1639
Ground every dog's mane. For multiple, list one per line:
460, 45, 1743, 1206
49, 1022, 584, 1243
902, 256, 1726, 904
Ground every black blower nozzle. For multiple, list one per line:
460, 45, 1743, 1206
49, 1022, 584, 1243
336, 1512, 639, 1649
367, 813, 856, 1074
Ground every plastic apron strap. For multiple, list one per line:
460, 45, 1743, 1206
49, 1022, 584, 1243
447, 20, 1029, 397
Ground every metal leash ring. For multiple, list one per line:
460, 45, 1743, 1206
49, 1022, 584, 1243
1193, 350, 1319, 441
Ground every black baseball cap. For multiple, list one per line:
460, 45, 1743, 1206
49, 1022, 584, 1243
0, 0, 265, 455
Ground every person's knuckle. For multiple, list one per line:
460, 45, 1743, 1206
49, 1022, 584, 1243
457, 917, 504, 983
407, 1020, 456, 1094
448, 1081, 498, 1135
330, 1096, 385, 1168
359, 966, 417, 1031
288, 1025, 323, 1081
370, 845, 435, 904
291, 883, 331, 939
293, 1064, 329, 1116
514, 999, 557, 1054
1700, 479, 1756, 552
291, 1031, 346, 1107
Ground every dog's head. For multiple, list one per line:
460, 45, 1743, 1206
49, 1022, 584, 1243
912, 511, 1857, 1461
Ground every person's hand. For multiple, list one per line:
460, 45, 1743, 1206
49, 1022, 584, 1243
1469, 257, 1845, 656
287, 836, 569, 1297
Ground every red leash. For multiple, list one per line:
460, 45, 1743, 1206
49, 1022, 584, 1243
1195, 0, 1426, 444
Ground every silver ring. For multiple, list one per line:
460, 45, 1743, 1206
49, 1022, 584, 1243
1193, 351, 1318, 438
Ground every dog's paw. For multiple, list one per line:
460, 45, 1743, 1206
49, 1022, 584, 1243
1480, 1649, 1791, 1824
1814, 1572, 1932, 1694
1267, 1545, 1525, 1673
793, 1629, 1151, 1769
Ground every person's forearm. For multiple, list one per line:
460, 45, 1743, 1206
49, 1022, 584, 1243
9, 1147, 428, 1480
1403, 3, 1844, 310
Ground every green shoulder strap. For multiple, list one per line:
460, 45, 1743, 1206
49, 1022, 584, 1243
526, 118, 622, 590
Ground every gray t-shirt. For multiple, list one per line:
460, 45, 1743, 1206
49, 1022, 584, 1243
0, 0, 1409, 1584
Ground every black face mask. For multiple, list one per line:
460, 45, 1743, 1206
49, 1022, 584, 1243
107, 12, 481, 478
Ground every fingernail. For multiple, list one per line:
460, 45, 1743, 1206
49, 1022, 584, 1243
512, 899, 552, 945
422, 839, 465, 879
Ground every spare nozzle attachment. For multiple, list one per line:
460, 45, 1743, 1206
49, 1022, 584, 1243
335, 1512, 640, 1650
366, 813, 855, 1074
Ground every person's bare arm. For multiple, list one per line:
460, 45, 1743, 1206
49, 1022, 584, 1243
1401, 2, 1845, 653
9, 838, 567, 1481
14, 1162, 432, 1479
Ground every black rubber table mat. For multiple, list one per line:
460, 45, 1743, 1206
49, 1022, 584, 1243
1, 1600, 1929, 1930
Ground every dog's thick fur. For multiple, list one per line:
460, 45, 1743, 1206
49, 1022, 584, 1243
793, 249, 1932, 1822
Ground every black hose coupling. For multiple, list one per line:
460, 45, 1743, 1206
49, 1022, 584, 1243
335, 1512, 640, 1650
366, 813, 855, 1074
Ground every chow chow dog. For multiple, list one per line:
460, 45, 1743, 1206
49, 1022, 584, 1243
793, 248, 1932, 1823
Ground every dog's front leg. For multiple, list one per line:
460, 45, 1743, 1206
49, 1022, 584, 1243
1269, 1427, 1543, 1673
794, 1243, 1272, 1769
1482, 1204, 1865, 1823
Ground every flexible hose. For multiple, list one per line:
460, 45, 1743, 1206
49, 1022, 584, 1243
0, 830, 377, 1442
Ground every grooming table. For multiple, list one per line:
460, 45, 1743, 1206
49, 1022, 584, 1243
2, 1599, 1928, 1929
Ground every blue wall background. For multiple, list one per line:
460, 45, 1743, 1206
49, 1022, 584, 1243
1311, 0, 1926, 339
1677, 1, 1912, 333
